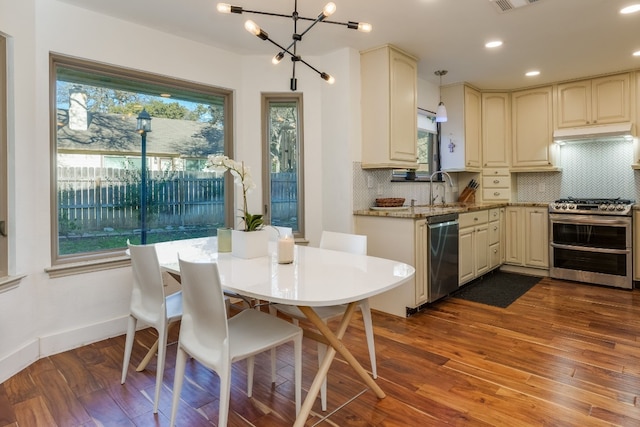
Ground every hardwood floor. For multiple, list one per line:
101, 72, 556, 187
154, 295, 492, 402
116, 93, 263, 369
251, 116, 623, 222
3, 277, 640, 426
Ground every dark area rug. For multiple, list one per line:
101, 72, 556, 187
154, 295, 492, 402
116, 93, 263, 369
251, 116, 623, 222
452, 271, 541, 308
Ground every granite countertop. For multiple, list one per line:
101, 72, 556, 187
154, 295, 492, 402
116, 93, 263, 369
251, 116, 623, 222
354, 202, 550, 219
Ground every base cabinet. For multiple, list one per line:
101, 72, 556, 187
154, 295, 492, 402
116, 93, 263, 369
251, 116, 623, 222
354, 216, 427, 317
505, 206, 549, 270
458, 210, 490, 286
634, 211, 640, 280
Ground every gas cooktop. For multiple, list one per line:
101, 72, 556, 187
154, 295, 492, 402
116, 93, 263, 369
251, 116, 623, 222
549, 197, 634, 216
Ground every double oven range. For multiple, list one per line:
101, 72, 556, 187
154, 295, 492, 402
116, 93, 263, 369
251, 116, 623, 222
549, 198, 634, 289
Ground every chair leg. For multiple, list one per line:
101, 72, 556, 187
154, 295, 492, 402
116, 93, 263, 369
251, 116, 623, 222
218, 362, 232, 427
153, 323, 170, 414
268, 306, 278, 383
294, 335, 302, 416
121, 315, 137, 384
247, 355, 255, 398
360, 300, 377, 379
169, 347, 187, 427
317, 342, 328, 411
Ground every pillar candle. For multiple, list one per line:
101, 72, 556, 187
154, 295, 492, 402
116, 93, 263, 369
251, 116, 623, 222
277, 234, 294, 264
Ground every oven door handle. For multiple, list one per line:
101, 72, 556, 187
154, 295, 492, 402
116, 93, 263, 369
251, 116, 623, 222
549, 215, 631, 227
550, 242, 630, 254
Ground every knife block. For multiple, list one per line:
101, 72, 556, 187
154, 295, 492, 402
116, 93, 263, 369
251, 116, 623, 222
458, 190, 476, 204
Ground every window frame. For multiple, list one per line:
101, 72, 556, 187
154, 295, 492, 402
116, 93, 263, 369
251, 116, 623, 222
261, 92, 305, 239
49, 53, 234, 266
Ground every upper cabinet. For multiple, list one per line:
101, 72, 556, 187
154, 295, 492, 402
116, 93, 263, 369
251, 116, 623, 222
511, 86, 558, 170
360, 45, 418, 169
482, 92, 511, 168
555, 73, 631, 128
440, 84, 482, 171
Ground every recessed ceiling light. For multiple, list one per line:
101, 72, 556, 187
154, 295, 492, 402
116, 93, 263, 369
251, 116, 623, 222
525, 70, 540, 77
620, 4, 640, 14
634, 50, 640, 57
485, 40, 503, 48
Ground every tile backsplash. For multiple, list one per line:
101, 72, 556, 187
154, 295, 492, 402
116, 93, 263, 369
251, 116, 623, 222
517, 138, 637, 202
353, 138, 640, 209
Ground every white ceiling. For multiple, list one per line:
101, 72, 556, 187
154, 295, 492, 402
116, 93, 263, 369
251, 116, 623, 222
56, 0, 640, 90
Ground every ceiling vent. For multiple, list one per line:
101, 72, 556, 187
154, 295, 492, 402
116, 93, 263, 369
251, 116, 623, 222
491, 0, 540, 13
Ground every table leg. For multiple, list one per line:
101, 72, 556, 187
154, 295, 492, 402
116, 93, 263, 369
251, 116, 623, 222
293, 303, 385, 427
135, 322, 177, 372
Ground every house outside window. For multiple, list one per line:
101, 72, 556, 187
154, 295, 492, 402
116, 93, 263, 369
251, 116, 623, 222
262, 93, 304, 238
51, 54, 233, 264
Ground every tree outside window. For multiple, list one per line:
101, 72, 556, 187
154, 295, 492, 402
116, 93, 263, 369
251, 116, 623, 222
262, 93, 304, 238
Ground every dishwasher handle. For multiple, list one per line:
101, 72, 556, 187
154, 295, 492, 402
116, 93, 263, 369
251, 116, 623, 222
428, 219, 458, 230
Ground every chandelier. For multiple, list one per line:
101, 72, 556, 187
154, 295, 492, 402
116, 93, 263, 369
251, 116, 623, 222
217, 1, 372, 91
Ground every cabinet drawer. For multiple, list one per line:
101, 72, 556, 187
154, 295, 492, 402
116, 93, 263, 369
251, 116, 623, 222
483, 168, 510, 177
459, 210, 489, 228
482, 176, 511, 188
489, 208, 500, 221
483, 189, 510, 200
489, 220, 500, 244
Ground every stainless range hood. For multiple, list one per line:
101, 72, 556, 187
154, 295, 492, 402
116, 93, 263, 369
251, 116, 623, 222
553, 122, 635, 144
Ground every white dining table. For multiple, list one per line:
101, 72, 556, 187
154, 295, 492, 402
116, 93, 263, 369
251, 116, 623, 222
151, 236, 415, 426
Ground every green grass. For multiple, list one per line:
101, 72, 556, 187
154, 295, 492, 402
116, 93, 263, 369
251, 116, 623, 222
59, 228, 217, 255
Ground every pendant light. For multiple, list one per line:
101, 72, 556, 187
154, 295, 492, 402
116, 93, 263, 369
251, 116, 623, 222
434, 70, 448, 123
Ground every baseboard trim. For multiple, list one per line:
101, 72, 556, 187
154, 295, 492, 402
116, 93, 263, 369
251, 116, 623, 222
0, 339, 39, 383
1, 315, 130, 383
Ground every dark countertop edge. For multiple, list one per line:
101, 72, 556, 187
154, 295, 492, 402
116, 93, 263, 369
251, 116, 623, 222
354, 202, 550, 219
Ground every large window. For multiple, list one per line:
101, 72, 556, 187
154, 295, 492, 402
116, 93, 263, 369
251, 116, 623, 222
51, 55, 233, 264
262, 93, 304, 238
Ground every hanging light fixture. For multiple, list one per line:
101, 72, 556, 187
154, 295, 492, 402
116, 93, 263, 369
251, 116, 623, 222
434, 70, 448, 123
217, 1, 371, 91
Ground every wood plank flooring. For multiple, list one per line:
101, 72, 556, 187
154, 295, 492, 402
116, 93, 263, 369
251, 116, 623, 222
3, 276, 640, 426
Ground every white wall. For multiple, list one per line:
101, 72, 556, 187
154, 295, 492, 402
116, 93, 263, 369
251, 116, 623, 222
0, 0, 354, 381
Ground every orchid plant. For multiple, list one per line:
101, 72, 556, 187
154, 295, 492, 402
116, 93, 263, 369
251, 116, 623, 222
205, 155, 264, 232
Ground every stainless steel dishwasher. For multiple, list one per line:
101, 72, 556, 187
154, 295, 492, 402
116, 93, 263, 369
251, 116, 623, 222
427, 213, 459, 303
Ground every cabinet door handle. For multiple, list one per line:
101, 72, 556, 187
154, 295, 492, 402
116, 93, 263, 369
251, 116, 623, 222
493, 179, 500, 184
494, 192, 500, 196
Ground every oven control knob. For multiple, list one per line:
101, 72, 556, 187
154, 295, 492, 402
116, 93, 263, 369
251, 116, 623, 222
607, 204, 616, 211
616, 204, 625, 211
568, 204, 576, 210
599, 204, 608, 211
561, 203, 567, 210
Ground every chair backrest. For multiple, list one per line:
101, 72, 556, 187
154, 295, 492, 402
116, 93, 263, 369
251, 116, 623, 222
178, 258, 229, 357
128, 243, 166, 320
319, 231, 367, 255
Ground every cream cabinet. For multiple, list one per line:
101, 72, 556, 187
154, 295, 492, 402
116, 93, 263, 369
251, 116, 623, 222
488, 208, 501, 270
458, 210, 489, 285
361, 45, 418, 169
354, 215, 427, 317
511, 86, 557, 170
482, 168, 511, 202
482, 92, 511, 168
440, 84, 482, 171
634, 210, 640, 280
505, 206, 549, 269
556, 73, 631, 128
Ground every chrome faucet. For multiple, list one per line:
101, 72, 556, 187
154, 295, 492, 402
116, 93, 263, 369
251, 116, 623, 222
429, 171, 453, 206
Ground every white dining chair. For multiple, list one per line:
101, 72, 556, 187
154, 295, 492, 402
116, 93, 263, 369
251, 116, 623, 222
170, 258, 303, 427
269, 230, 377, 411
121, 242, 183, 414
